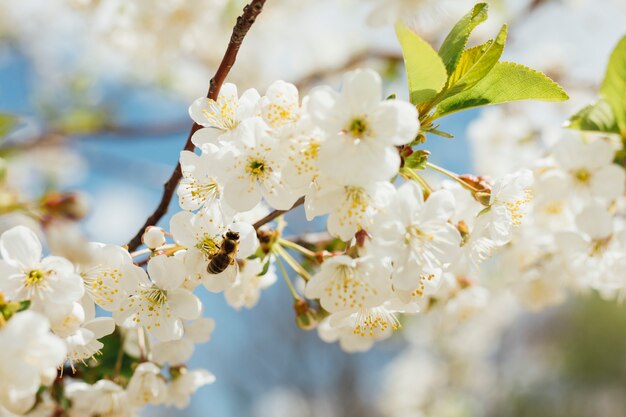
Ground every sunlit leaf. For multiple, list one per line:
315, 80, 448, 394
439, 26, 507, 100
438, 2, 489, 75
395, 21, 447, 105
567, 99, 619, 134
600, 35, 626, 135
433, 61, 569, 118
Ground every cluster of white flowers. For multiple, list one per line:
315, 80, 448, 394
0, 62, 542, 414
179, 67, 539, 353
0, 224, 215, 415
2, 0, 626, 415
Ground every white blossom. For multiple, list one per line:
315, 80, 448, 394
113, 255, 201, 341
0, 311, 66, 415
0, 226, 84, 315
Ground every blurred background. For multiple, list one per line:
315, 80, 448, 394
1, 0, 626, 416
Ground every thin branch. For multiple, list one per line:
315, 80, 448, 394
126, 0, 267, 251
252, 196, 304, 230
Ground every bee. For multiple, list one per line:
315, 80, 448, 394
207, 230, 240, 274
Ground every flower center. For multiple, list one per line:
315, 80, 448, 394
196, 235, 220, 259
347, 117, 368, 138
405, 225, 433, 243
344, 186, 366, 205
202, 97, 238, 130
246, 157, 270, 180
575, 168, 591, 183
144, 286, 167, 307
25, 269, 45, 287
353, 307, 400, 337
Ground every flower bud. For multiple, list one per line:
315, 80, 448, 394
142, 226, 166, 249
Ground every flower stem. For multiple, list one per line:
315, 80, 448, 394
425, 162, 479, 192
278, 238, 316, 258
274, 245, 313, 281
274, 254, 301, 301
401, 167, 432, 196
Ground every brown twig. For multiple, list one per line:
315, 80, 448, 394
252, 196, 304, 230
126, 0, 267, 251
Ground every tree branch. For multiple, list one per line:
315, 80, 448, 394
252, 196, 304, 230
126, 0, 267, 251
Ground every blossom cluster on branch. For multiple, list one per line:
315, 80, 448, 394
0, 1, 625, 416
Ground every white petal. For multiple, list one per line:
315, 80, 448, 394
0, 225, 42, 268
84, 317, 116, 339
229, 222, 258, 258
372, 100, 419, 145
191, 127, 224, 148
340, 69, 382, 114
591, 164, 625, 200
575, 204, 612, 240
147, 255, 186, 290
120, 264, 150, 294
168, 289, 202, 320
223, 177, 263, 212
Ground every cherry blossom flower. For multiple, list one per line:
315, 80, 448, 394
305, 176, 395, 240
178, 148, 224, 213
78, 242, 133, 312
170, 210, 257, 292
307, 68, 419, 185
113, 255, 201, 341
189, 83, 260, 148
305, 255, 392, 313
0, 311, 66, 415
368, 184, 461, 297
218, 119, 300, 211
551, 137, 625, 205
65, 380, 134, 417
126, 362, 167, 407
0, 226, 84, 314
164, 368, 216, 409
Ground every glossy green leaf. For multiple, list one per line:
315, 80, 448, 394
395, 21, 448, 105
567, 99, 619, 134
433, 62, 569, 118
439, 26, 507, 100
438, 3, 489, 75
600, 35, 626, 135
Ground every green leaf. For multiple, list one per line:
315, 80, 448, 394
433, 61, 569, 118
440, 26, 507, 100
16, 300, 31, 313
567, 99, 619, 134
427, 127, 454, 138
600, 35, 626, 135
438, 3, 489, 75
0, 113, 18, 138
395, 21, 448, 105
258, 259, 271, 276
